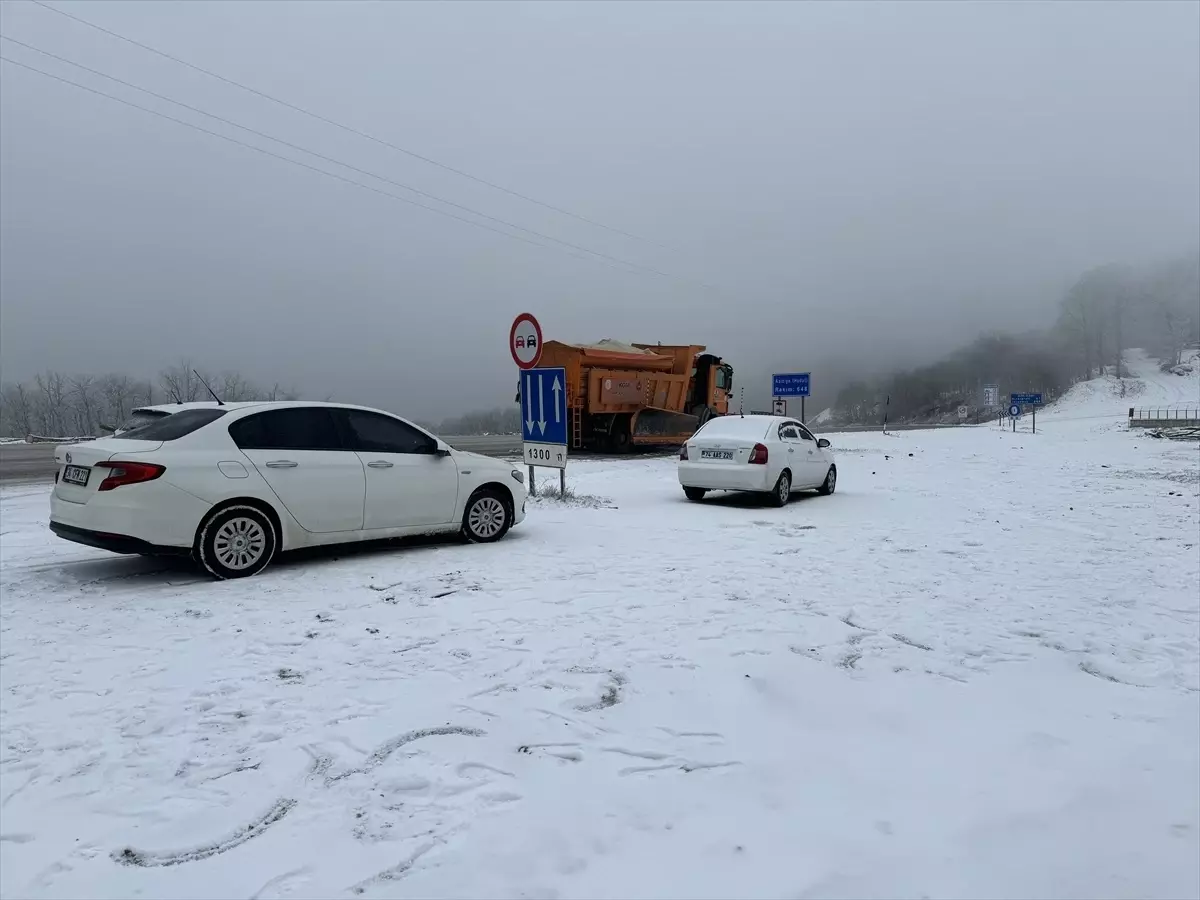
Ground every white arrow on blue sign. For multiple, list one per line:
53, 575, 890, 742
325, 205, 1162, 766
521, 367, 568, 445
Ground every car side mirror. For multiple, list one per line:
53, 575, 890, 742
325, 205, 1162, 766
434, 445, 451, 457
817, 438, 831, 449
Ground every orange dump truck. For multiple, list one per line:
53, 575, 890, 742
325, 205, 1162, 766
530, 339, 734, 452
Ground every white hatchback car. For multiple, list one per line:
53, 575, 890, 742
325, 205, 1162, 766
678, 414, 836, 506
50, 401, 527, 578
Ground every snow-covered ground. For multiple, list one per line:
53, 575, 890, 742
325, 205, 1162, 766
2, 357, 1198, 900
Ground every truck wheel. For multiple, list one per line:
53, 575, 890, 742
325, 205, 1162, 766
608, 416, 633, 454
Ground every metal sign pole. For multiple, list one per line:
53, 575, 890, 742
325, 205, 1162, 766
560, 468, 566, 497
528, 465, 536, 496
801, 396, 806, 424
1032, 407, 1036, 434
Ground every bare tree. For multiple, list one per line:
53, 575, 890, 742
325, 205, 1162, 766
34, 371, 69, 436
159, 361, 210, 403
69, 375, 99, 435
0, 382, 35, 438
99, 374, 136, 430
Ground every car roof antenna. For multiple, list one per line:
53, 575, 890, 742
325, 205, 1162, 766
194, 369, 225, 406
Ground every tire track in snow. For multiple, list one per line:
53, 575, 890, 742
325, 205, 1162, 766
326, 725, 484, 784
112, 798, 296, 867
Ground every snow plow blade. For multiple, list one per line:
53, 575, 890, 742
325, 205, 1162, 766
630, 407, 701, 445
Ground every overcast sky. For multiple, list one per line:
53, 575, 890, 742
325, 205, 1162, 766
2, 0, 1197, 416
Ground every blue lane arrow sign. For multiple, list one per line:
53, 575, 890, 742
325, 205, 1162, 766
521, 367, 567, 445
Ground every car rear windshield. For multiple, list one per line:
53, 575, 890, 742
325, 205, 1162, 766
118, 410, 170, 432
694, 416, 770, 439
114, 408, 227, 441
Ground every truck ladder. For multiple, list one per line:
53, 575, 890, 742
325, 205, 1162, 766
569, 385, 584, 450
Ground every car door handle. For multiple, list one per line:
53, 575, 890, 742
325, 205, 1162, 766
367, 460, 394, 469
265, 460, 298, 468
788, 447, 794, 453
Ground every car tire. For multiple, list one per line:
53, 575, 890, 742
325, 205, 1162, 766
197, 505, 277, 580
684, 487, 707, 502
462, 488, 512, 543
769, 471, 791, 507
818, 466, 837, 496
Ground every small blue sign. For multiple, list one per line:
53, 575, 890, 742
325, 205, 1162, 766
1009, 404, 1021, 418
1010, 392, 1044, 406
520, 367, 568, 445
772, 372, 811, 397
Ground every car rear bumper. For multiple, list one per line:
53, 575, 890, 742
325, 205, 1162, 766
49, 481, 210, 550
678, 462, 774, 492
49, 521, 191, 556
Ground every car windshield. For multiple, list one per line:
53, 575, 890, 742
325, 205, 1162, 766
114, 408, 227, 441
694, 416, 770, 440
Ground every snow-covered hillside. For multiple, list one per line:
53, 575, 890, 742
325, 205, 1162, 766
1, 368, 1197, 899
1042, 347, 1200, 424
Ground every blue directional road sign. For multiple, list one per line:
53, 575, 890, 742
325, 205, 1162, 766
1010, 392, 1044, 406
520, 367, 568, 446
772, 372, 811, 397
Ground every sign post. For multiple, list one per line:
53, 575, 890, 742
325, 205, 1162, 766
772, 372, 811, 423
1010, 392, 1044, 434
511, 313, 561, 494
772, 398, 787, 416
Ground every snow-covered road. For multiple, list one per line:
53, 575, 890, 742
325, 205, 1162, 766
2, 366, 1198, 899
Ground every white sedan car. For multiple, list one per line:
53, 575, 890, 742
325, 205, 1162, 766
50, 401, 527, 579
678, 414, 836, 506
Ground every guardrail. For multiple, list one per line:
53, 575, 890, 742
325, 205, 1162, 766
1129, 407, 1200, 427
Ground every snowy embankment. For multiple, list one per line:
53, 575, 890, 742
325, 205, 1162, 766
1, 361, 1198, 899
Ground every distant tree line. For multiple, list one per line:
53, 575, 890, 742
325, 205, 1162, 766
833, 253, 1199, 425
0, 361, 298, 439
435, 406, 521, 436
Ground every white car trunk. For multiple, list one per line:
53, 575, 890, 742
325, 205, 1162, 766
53, 439, 163, 505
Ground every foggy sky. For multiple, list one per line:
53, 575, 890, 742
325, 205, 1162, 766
2, 0, 1198, 417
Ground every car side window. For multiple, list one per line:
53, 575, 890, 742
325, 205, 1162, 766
228, 408, 344, 451
339, 410, 436, 455
779, 424, 799, 441
796, 425, 816, 442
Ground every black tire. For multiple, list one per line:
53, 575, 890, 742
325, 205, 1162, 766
608, 422, 633, 454
768, 470, 791, 507
197, 504, 278, 580
462, 488, 512, 543
818, 466, 837, 496
684, 486, 707, 502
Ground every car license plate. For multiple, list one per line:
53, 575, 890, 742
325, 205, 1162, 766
701, 450, 733, 460
62, 465, 90, 486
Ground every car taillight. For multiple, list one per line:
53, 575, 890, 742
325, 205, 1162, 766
96, 461, 165, 491
679, 444, 689, 461
748, 443, 768, 464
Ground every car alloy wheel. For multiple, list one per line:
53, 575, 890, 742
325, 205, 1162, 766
819, 466, 837, 495
197, 505, 278, 580
213, 515, 268, 571
466, 494, 509, 541
771, 471, 791, 507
